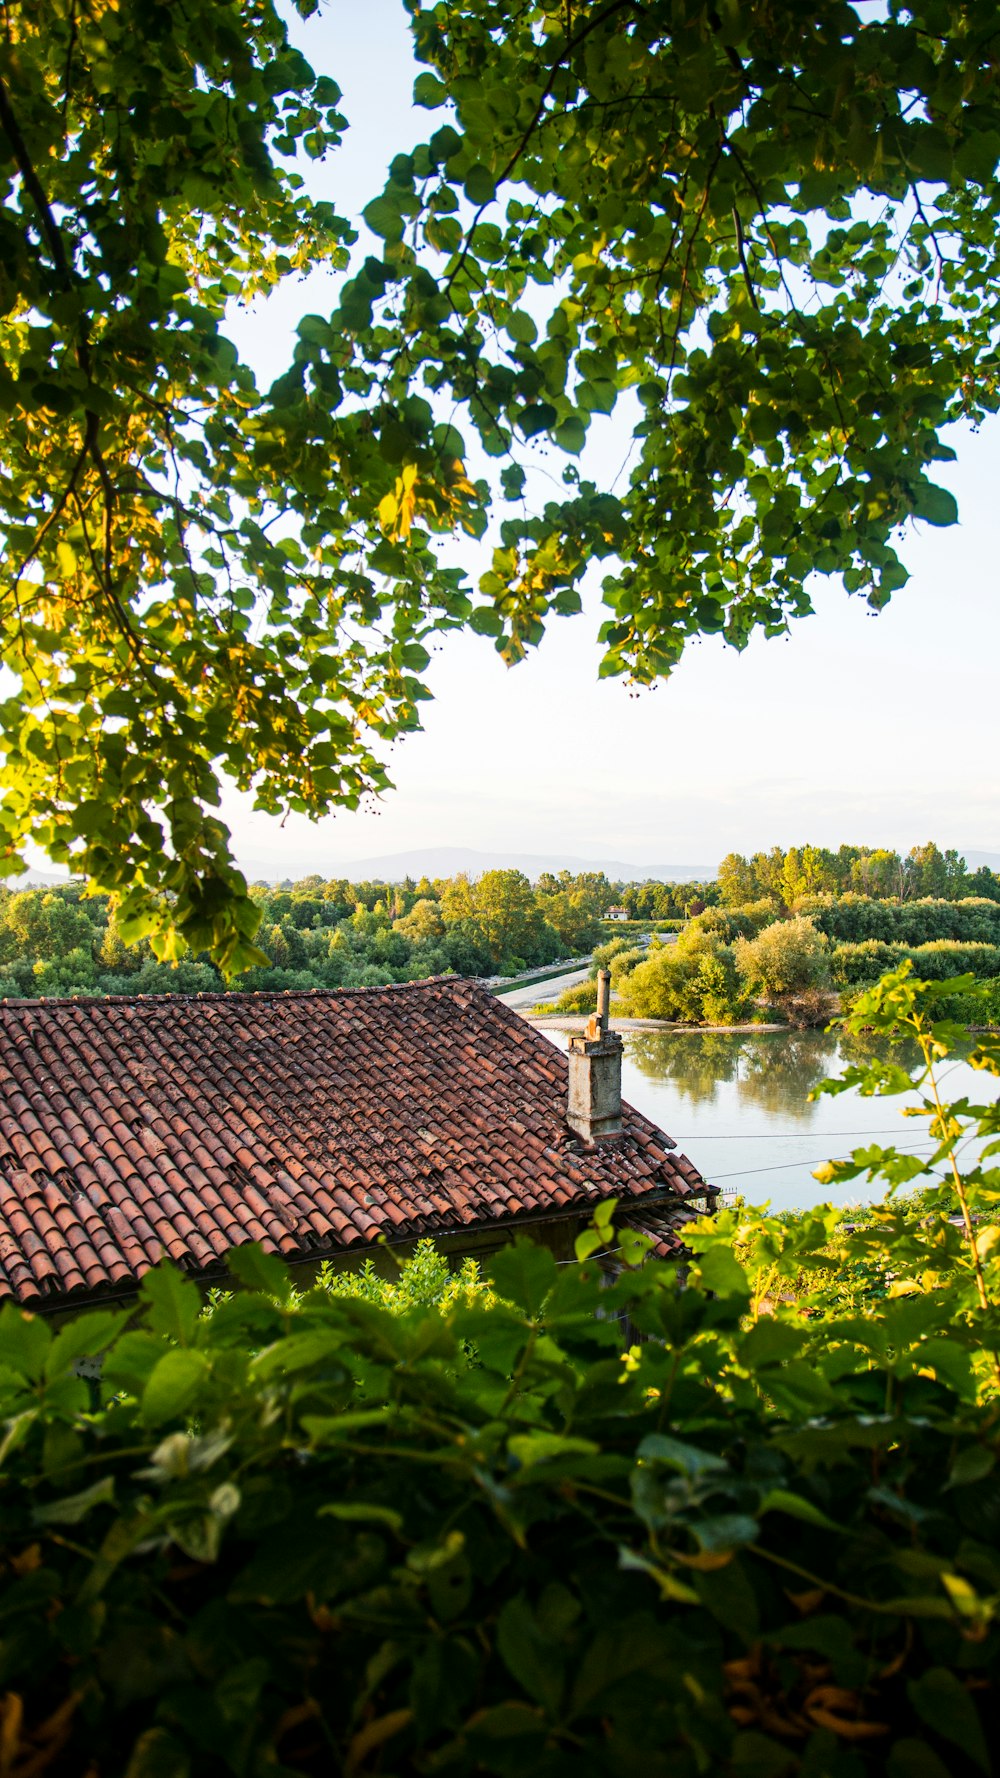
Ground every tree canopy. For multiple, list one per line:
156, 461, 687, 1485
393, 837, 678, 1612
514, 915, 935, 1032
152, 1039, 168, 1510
2, 1, 999, 965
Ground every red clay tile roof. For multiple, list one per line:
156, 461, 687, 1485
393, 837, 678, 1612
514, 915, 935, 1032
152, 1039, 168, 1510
0, 978, 711, 1306
621, 1205, 707, 1262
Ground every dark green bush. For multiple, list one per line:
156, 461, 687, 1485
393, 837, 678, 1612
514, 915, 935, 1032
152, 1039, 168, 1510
3, 971, 1000, 1777
832, 939, 1000, 987
1, 1238, 996, 1776
830, 939, 903, 985
805, 895, 1000, 946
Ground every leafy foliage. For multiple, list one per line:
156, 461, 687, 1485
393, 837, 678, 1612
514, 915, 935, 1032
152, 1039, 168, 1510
358, 5, 1000, 682
1, 974, 1000, 1774
718, 845, 977, 909
6, 0, 1000, 959
734, 917, 832, 1001
832, 940, 1000, 988
318, 1237, 497, 1313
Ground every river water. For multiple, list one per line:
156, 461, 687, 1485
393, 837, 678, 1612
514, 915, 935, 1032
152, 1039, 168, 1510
540, 1026, 998, 1211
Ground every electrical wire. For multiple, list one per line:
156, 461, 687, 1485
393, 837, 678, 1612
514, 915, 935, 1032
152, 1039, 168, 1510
709, 1137, 938, 1182
677, 1126, 936, 1141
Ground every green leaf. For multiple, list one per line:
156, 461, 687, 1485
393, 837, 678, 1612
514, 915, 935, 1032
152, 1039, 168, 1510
141, 1349, 209, 1426
739, 1322, 806, 1368
508, 1432, 600, 1470
496, 1595, 565, 1712
695, 1245, 750, 1297
730, 1730, 797, 1777
430, 125, 462, 163
465, 1703, 545, 1741
140, 1265, 201, 1346
507, 310, 537, 345
758, 1489, 841, 1532
0, 1303, 52, 1380
907, 1667, 991, 1771
102, 1331, 171, 1397
362, 196, 404, 242
464, 164, 496, 205
488, 1240, 557, 1315
318, 1501, 404, 1533
617, 1547, 700, 1603
413, 72, 447, 108
911, 482, 959, 527
517, 402, 557, 438
227, 1242, 293, 1303
469, 606, 503, 637
945, 1446, 995, 1490
45, 1310, 128, 1380
124, 1730, 191, 1778
692, 1513, 758, 1553
637, 1435, 727, 1477
554, 416, 586, 454
887, 1742, 953, 1778
33, 1473, 115, 1525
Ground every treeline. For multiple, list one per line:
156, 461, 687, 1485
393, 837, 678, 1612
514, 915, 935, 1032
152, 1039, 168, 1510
0, 869, 626, 999
6, 846, 1000, 1007
545, 893, 1000, 1027
718, 841, 1000, 906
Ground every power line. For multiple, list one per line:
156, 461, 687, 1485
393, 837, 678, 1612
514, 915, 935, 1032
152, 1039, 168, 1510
680, 1127, 933, 1142
709, 1138, 937, 1182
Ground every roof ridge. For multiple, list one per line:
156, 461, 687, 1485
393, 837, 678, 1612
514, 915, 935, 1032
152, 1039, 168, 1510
0, 974, 491, 1014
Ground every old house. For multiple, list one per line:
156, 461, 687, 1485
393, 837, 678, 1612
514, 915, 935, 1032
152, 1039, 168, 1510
0, 975, 712, 1309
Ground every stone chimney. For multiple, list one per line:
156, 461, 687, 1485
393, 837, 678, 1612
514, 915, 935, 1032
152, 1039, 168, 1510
566, 969, 623, 1142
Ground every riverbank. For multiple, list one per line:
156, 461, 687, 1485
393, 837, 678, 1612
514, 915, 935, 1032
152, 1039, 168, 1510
526, 1013, 787, 1033
495, 962, 594, 1012
487, 958, 589, 995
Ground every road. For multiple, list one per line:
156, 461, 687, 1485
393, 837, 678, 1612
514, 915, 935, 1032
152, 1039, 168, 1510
495, 963, 593, 1012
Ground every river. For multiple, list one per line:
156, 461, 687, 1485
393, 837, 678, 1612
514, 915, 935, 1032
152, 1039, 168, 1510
539, 1025, 998, 1211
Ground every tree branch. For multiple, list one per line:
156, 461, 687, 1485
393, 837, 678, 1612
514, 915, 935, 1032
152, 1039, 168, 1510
0, 70, 74, 287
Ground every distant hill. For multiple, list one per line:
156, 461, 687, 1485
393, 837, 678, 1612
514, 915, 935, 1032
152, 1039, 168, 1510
964, 851, 1000, 873
0, 867, 68, 889
238, 846, 716, 886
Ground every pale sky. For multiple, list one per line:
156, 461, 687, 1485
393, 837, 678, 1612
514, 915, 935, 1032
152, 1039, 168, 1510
219, 0, 999, 879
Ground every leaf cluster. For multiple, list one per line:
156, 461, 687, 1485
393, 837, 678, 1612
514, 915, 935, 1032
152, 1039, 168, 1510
2, 1185, 1000, 1773
6, 6, 1000, 960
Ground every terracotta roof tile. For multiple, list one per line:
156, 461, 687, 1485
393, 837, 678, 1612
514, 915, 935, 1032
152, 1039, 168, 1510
0, 980, 711, 1305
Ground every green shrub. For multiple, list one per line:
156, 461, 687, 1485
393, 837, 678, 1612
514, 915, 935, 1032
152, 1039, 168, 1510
830, 939, 903, 986
833, 940, 1000, 989
608, 944, 646, 984
617, 929, 748, 1022
552, 978, 599, 1013
590, 935, 637, 973
803, 894, 1000, 946
319, 1238, 496, 1313
902, 939, 1000, 980
687, 900, 777, 943
733, 915, 830, 999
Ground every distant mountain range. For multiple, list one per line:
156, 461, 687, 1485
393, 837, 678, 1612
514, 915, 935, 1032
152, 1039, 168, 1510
0, 867, 68, 888
238, 846, 716, 885
6, 847, 1000, 891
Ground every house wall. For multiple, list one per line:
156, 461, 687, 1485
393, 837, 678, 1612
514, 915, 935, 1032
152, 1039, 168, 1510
30, 1211, 595, 1323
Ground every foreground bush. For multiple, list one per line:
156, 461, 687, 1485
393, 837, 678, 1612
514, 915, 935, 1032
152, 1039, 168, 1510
1, 969, 999, 1778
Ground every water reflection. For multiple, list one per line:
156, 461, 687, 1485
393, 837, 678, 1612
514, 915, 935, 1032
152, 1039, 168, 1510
626, 1030, 842, 1122
543, 1024, 993, 1210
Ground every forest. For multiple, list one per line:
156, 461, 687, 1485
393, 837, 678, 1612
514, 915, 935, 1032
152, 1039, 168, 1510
0, 867, 631, 999
3, 843, 998, 1009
